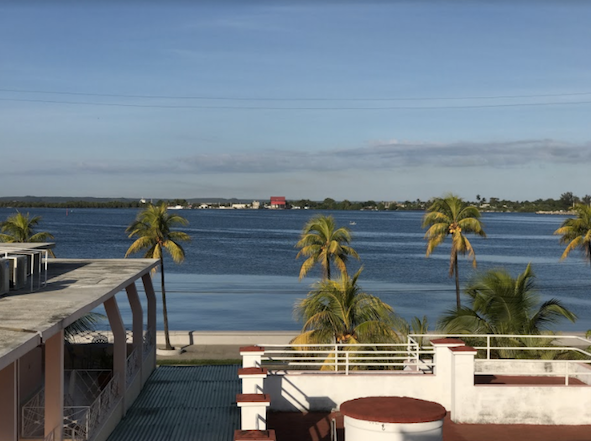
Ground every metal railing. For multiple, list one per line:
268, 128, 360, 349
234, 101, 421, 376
410, 333, 591, 359
21, 372, 119, 441
261, 343, 435, 375
411, 333, 591, 386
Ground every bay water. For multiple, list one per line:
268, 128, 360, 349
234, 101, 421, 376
1, 207, 590, 332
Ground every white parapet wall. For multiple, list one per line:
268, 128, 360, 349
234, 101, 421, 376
264, 371, 444, 412
458, 385, 591, 425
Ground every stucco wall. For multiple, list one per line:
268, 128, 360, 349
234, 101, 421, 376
265, 372, 442, 412
457, 385, 591, 424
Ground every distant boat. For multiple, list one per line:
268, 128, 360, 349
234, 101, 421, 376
349, 221, 356, 225
167, 205, 184, 210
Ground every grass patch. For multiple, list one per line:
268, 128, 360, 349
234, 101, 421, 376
157, 358, 242, 366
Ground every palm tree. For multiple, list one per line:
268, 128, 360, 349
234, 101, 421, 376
291, 269, 397, 346
295, 214, 359, 280
422, 194, 486, 308
439, 264, 577, 358
0, 212, 56, 256
554, 204, 591, 274
125, 204, 191, 350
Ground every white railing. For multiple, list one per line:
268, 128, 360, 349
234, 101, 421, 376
411, 333, 591, 359
21, 372, 119, 441
126, 349, 140, 387
261, 343, 435, 375
411, 333, 591, 385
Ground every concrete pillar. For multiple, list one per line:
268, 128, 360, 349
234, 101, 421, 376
450, 346, 478, 423
430, 338, 465, 410
0, 362, 17, 441
236, 394, 271, 430
44, 330, 64, 440
240, 346, 265, 368
142, 273, 157, 365
104, 297, 126, 401
126, 282, 143, 382
238, 368, 268, 394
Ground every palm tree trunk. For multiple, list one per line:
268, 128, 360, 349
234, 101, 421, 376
326, 254, 331, 280
454, 254, 461, 309
160, 256, 173, 350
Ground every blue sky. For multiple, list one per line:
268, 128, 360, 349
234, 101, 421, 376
1, 1, 590, 201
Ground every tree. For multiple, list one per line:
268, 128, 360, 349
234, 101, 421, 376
422, 194, 486, 309
291, 269, 398, 346
439, 264, 577, 358
554, 204, 591, 274
559, 192, 576, 210
0, 212, 56, 257
295, 214, 359, 280
125, 204, 191, 350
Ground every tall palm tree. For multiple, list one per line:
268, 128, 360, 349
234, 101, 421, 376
295, 214, 359, 280
554, 204, 591, 275
0, 212, 56, 257
422, 194, 486, 308
439, 264, 577, 358
291, 269, 397, 346
125, 204, 191, 351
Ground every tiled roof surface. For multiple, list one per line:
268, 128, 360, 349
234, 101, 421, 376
107, 365, 240, 441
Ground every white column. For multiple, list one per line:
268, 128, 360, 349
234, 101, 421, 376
238, 368, 268, 394
430, 338, 465, 410
450, 346, 478, 423
236, 394, 271, 430
44, 330, 64, 440
240, 346, 265, 368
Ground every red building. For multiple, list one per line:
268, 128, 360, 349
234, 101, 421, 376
270, 196, 286, 209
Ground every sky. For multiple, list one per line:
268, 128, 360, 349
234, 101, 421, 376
1, 1, 590, 202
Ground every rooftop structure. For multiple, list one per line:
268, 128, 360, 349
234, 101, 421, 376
0, 249, 159, 441
269, 197, 286, 209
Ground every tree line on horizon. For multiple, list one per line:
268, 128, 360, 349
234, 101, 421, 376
0, 192, 589, 212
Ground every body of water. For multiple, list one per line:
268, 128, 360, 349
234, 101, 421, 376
1, 207, 590, 332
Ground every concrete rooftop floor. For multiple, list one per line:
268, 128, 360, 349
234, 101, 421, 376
0, 257, 158, 370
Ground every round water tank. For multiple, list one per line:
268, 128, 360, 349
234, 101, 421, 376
340, 396, 446, 441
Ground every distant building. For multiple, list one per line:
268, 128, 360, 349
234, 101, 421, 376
251, 201, 261, 209
270, 196, 286, 209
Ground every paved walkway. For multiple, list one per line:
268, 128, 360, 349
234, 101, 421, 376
157, 344, 243, 361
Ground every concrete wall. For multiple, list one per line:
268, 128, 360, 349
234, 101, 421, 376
459, 385, 591, 424
265, 372, 442, 412
476, 359, 590, 377
19, 347, 43, 402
